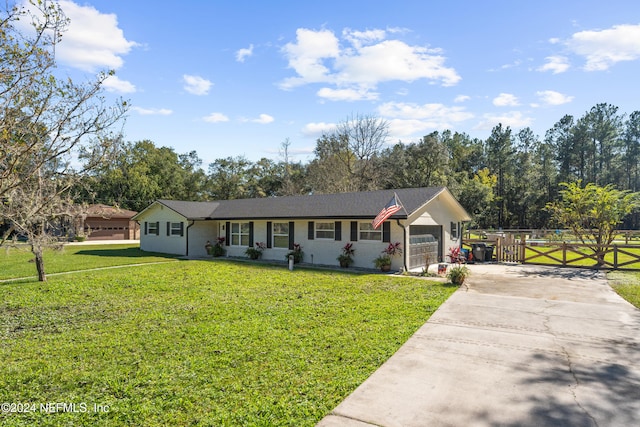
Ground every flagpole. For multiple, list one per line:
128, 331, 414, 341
393, 192, 409, 273
393, 192, 409, 216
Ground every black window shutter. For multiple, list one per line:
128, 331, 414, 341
266, 222, 272, 248
144, 222, 147, 235
155, 222, 160, 236
335, 221, 342, 241
166, 222, 170, 236
225, 222, 230, 246
307, 221, 314, 240
289, 221, 295, 250
180, 222, 184, 237
350, 221, 358, 241
382, 221, 391, 242
249, 221, 254, 247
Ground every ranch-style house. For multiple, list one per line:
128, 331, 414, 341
132, 187, 471, 271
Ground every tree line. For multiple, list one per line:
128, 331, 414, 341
80, 105, 640, 230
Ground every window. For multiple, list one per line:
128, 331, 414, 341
170, 222, 182, 236
315, 222, 335, 239
148, 222, 158, 235
450, 222, 459, 239
231, 222, 250, 246
273, 222, 289, 248
359, 222, 382, 241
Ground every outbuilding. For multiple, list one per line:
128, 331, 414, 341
132, 187, 471, 271
82, 204, 140, 241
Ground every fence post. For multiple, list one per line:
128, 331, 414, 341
562, 242, 567, 266
614, 244, 618, 269
520, 234, 526, 264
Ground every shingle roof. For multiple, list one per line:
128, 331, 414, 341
156, 200, 220, 219
86, 204, 137, 219
152, 187, 451, 220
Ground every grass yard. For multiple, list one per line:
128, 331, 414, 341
0, 244, 181, 281
0, 259, 456, 426
608, 271, 640, 309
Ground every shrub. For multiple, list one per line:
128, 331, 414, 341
447, 265, 470, 286
285, 243, 304, 263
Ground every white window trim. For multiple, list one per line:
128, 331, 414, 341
147, 222, 158, 235
230, 222, 250, 247
359, 222, 382, 242
315, 222, 335, 240
272, 222, 289, 249
170, 222, 182, 237
450, 221, 459, 239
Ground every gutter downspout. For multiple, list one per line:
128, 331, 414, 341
185, 220, 195, 257
396, 219, 408, 272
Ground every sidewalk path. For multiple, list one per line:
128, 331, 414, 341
317, 263, 640, 427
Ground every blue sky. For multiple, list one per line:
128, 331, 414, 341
33, 0, 640, 165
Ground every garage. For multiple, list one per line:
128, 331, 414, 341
408, 225, 442, 270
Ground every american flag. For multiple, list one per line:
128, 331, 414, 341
372, 194, 403, 229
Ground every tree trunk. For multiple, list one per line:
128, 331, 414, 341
32, 246, 47, 282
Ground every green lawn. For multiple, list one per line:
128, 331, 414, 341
608, 271, 640, 309
0, 259, 456, 426
0, 244, 181, 281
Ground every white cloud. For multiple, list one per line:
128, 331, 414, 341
474, 111, 533, 131
317, 87, 379, 101
103, 75, 136, 93
454, 95, 470, 103
249, 114, 274, 124
567, 24, 640, 71
236, 44, 254, 62
536, 90, 574, 106
280, 27, 460, 96
132, 106, 173, 116
280, 28, 341, 89
203, 112, 229, 123
342, 28, 386, 49
500, 59, 522, 70
31, 0, 138, 72
493, 93, 520, 107
377, 102, 474, 137
336, 39, 460, 86
538, 55, 570, 74
387, 118, 440, 138
183, 75, 212, 95
302, 122, 337, 136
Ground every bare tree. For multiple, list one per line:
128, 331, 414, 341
309, 113, 389, 193
1, 1, 128, 281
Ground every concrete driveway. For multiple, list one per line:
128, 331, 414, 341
317, 264, 640, 427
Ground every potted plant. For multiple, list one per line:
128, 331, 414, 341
373, 242, 402, 272
337, 242, 355, 268
447, 265, 470, 286
285, 243, 304, 264
210, 237, 226, 257
373, 254, 392, 271
245, 242, 266, 260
